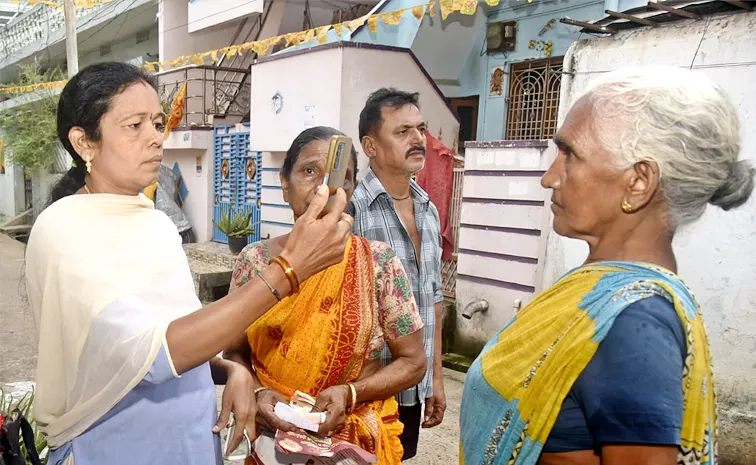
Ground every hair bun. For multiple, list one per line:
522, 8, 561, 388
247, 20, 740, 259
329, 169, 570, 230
709, 160, 755, 211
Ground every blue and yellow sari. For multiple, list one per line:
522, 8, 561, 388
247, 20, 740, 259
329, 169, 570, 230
459, 262, 717, 465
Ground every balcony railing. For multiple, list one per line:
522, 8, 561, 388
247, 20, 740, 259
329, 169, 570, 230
156, 65, 250, 127
0, 2, 108, 60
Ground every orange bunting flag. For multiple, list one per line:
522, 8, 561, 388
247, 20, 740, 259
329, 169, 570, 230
367, 15, 379, 33
316, 26, 330, 44
333, 23, 344, 36
427, 2, 436, 17
163, 81, 187, 140
381, 9, 404, 26
412, 5, 424, 19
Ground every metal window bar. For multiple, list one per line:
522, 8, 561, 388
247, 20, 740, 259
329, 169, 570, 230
505, 58, 563, 140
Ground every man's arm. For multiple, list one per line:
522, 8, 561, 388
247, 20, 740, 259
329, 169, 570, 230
423, 206, 446, 428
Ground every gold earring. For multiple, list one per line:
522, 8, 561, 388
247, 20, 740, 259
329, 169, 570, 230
621, 200, 633, 213
83, 154, 92, 174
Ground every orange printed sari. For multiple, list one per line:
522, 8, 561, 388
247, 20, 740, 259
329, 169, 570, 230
247, 235, 404, 464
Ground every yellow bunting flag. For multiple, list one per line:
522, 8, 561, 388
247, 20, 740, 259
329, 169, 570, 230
163, 81, 187, 140
427, 1, 436, 17
381, 9, 405, 26
367, 15, 379, 33
439, 0, 454, 20
210, 50, 219, 62
333, 23, 344, 36
486, 0, 500, 6
303, 28, 315, 43
412, 5, 424, 19
316, 26, 330, 44
458, 0, 476, 15
348, 16, 366, 32
190, 54, 204, 66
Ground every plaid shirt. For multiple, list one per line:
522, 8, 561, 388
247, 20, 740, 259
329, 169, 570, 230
347, 168, 444, 406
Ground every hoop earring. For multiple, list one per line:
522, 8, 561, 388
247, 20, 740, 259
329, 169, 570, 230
621, 200, 633, 213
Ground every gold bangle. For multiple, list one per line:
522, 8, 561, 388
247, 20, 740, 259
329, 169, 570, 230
254, 386, 271, 396
272, 255, 299, 294
347, 383, 357, 414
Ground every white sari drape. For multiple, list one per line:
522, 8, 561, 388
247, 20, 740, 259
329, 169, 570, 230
25, 193, 200, 448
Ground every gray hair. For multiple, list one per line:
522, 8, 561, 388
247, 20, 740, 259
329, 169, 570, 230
585, 66, 754, 227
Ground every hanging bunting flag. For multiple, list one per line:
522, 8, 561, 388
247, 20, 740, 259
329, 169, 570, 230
381, 9, 405, 26
303, 28, 316, 43
367, 15, 379, 33
348, 15, 367, 32
458, 0, 476, 15
190, 54, 204, 66
163, 81, 187, 140
486, 0, 499, 6
412, 5, 424, 20
439, 0, 454, 20
316, 26, 330, 44
333, 23, 344, 36
427, 2, 436, 17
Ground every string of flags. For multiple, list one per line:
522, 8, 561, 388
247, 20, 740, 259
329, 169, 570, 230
6, 0, 116, 10
0, 0, 534, 95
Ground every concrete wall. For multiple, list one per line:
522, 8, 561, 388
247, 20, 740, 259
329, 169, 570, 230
78, 26, 158, 69
0, 162, 25, 218
159, 0, 245, 62
188, 0, 263, 33
454, 141, 554, 356
162, 128, 215, 242
547, 11, 756, 464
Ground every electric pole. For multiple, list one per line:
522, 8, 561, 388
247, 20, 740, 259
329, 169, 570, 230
63, 0, 78, 77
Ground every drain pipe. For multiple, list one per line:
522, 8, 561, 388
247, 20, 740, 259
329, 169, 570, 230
462, 300, 489, 319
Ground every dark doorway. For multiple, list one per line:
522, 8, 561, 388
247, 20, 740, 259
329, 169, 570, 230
448, 96, 479, 155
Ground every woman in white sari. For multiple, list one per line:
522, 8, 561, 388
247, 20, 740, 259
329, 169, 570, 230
24, 62, 353, 465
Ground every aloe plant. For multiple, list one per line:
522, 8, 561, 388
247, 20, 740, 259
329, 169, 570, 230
1, 385, 48, 464
212, 209, 254, 238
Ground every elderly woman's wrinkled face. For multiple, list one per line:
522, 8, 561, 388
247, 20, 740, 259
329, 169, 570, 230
541, 97, 628, 240
281, 139, 356, 220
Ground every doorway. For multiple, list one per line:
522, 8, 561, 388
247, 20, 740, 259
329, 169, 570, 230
448, 96, 479, 154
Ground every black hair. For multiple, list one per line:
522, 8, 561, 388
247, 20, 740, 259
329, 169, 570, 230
50, 62, 159, 203
358, 88, 420, 141
281, 126, 358, 182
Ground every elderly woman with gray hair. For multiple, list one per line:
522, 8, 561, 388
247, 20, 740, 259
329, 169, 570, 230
459, 66, 754, 465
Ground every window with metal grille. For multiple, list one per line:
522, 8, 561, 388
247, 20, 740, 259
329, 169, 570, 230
505, 58, 563, 140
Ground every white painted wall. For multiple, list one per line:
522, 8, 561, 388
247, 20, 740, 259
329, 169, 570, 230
78, 27, 158, 69
0, 163, 25, 218
188, 0, 263, 33
454, 143, 554, 355
162, 128, 215, 242
548, 11, 756, 462
159, 0, 244, 62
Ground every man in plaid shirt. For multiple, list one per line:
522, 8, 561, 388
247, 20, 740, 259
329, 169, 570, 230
347, 88, 446, 459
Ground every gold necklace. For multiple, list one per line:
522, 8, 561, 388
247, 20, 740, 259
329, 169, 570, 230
84, 184, 92, 194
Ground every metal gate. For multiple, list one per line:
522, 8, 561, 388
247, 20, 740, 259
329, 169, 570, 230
212, 124, 262, 244
505, 57, 563, 140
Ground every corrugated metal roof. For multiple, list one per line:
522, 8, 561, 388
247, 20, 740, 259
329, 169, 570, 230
560, 0, 752, 34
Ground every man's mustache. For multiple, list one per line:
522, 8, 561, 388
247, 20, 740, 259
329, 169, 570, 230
406, 146, 426, 158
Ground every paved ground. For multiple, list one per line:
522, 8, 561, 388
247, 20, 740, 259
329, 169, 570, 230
0, 233, 36, 384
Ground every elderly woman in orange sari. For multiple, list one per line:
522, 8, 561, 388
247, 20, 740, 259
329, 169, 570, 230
224, 126, 427, 464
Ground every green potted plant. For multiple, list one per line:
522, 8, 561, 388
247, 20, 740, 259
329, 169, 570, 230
213, 209, 254, 254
